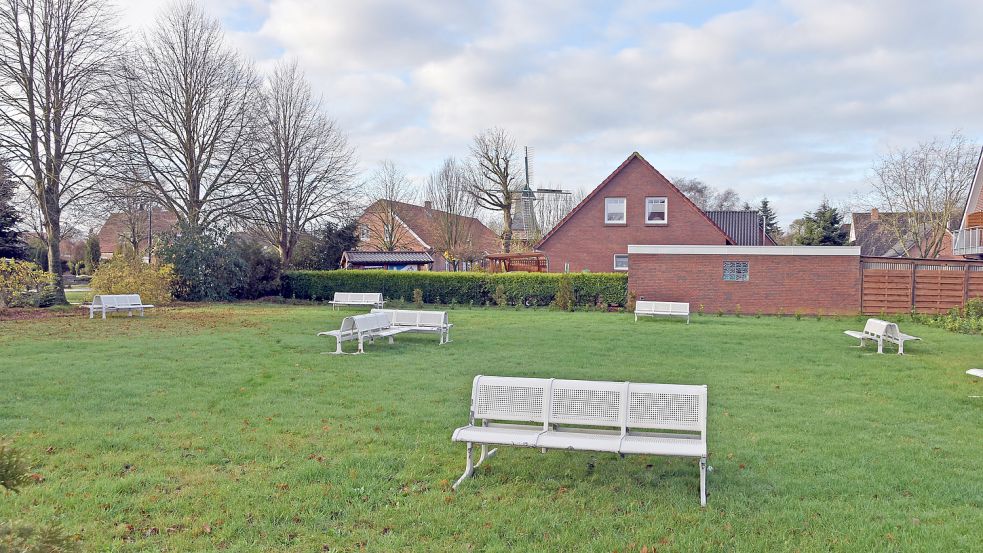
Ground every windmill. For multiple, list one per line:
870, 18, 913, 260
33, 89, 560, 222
511, 146, 571, 243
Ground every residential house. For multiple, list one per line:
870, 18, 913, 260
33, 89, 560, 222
954, 147, 983, 258
355, 200, 500, 271
535, 152, 774, 273
97, 209, 179, 260
848, 208, 958, 259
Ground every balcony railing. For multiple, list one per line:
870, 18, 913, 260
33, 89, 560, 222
954, 227, 983, 255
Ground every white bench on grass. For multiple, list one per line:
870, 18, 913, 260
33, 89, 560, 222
844, 318, 921, 355
89, 294, 155, 319
966, 369, 983, 378
371, 309, 453, 344
317, 312, 408, 354
329, 292, 384, 310
635, 300, 690, 324
451, 375, 710, 506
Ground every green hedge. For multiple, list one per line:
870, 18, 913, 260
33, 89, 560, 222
281, 270, 628, 307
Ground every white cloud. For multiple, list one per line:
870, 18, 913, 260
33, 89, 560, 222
111, 0, 983, 225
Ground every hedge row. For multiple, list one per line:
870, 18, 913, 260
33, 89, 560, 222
281, 270, 628, 307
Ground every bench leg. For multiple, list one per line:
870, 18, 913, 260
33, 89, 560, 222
700, 457, 707, 507
356, 336, 365, 354
474, 444, 497, 469
388, 336, 394, 345
452, 442, 475, 491
877, 338, 883, 354
687, 315, 690, 324
89, 307, 94, 319
897, 340, 904, 355
102, 308, 107, 320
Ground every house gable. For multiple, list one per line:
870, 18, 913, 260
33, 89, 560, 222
536, 152, 733, 273
961, 146, 983, 230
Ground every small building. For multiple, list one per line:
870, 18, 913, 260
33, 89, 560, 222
354, 200, 500, 271
955, 147, 983, 258
340, 250, 434, 271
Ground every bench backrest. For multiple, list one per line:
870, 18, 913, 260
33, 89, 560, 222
334, 292, 382, 304
372, 309, 448, 328
636, 300, 689, 314
336, 316, 357, 335
863, 318, 893, 338
93, 294, 142, 308
469, 376, 707, 436
352, 312, 391, 333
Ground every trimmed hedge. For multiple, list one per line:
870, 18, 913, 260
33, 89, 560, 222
281, 270, 628, 307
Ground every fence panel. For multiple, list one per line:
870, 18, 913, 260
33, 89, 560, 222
861, 258, 983, 315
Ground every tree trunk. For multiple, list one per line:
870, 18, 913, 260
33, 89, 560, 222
502, 209, 513, 253
44, 219, 67, 305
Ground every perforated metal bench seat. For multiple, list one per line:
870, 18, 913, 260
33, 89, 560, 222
371, 309, 453, 344
451, 375, 711, 505
317, 312, 408, 354
845, 318, 921, 355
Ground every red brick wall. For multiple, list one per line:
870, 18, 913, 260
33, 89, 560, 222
628, 253, 862, 315
538, 156, 730, 273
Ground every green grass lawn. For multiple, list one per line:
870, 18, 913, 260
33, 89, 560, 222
1, 305, 981, 552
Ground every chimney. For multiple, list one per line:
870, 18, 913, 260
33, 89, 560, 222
870, 207, 879, 221
424, 201, 432, 210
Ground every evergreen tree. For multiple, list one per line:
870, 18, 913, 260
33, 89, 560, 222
795, 200, 848, 246
291, 222, 358, 270
83, 233, 101, 274
0, 161, 25, 259
758, 198, 780, 236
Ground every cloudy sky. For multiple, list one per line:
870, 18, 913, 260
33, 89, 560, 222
115, 0, 983, 225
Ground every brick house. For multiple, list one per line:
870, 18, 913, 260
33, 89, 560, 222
536, 152, 774, 273
97, 209, 178, 260
848, 208, 958, 259
355, 200, 500, 271
954, 147, 983, 258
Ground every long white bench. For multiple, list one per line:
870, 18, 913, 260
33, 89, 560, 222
89, 294, 155, 319
371, 309, 453, 344
635, 300, 690, 324
451, 375, 710, 505
317, 312, 408, 354
329, 292, 384, 310
844, 318, 921, 355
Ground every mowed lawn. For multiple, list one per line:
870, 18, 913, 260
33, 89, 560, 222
1, 305, 981, 552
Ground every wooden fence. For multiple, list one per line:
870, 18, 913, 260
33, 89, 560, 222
861, 257, 983, 315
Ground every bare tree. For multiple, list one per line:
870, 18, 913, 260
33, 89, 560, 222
0, 0, 118, 301
248, 60, 357, 268
869, 131, 978, 258
425, 157, 478, 270
468, 127, 521, 252
99, 175, 155, 257
535, 186, 582, 238
362, 160, 415, 252
112, 1, 259, 231
673, 177, 743, 211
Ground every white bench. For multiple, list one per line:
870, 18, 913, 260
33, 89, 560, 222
89, 294, 155, 319
451, 376, 710, 505
329, 292, 384, 310
844, 318, 921, 355
317, 312, 408, 354
371, 309, 453, 344
635, 300, 690, 324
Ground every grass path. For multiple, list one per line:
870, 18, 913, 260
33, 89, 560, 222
1, 305, 981, 552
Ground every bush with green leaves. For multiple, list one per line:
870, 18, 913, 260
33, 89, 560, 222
89, 257, 175, 305
281, 270, 628, 308
923, 298, 983, 335
0, 258, 46, 308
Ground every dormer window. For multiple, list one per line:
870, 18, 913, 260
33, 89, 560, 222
645, 197, 667, 224
605, 197, 626, 225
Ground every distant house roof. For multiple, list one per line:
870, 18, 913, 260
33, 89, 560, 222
704, 210, 777, 246
97, 209, 178, 256
850, 210, 959, 257
342, 250, 434, 265
362, 200, 500, 254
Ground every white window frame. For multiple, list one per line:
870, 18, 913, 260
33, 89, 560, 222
359, 224, 370, 241
645, 197, 668, 225
613, 254, 629, 271
605, 197, 627, 225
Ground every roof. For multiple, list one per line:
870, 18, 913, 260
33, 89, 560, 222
850, 211, 959, 257
535, 152, 734, 247
342, 250, 434, 265
362, 200, 500, 254
704, 210, 777, 246
97, 210, 179, 255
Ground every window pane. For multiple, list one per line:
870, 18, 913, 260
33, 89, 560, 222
646, 197, 666, 223
723, 261, 749, 281
614, 255, 629, 270
605, 198, 626, 223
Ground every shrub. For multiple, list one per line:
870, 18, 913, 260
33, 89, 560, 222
412, 288, 423, 308
552, 274, 574, 311
625, 291, 637, 313
280, 270, 629, 308
228, 239, 281, 300
0, 259, 46, 308
90, 257, 175, 305
492, 285, 507, 307
0, 441, 30, 493
924, 298, 983, 335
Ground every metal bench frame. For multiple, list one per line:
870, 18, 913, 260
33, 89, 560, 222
844, 318, 921, 355
371, 309, 453, 344
328, 292, 385, 310
89, 294, 155, 319
318, 312, 408, 354
451, 375, 710, 506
